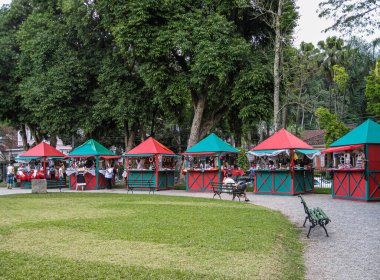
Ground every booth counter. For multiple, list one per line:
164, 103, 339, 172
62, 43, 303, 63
254, 168, 314, 195
127, 169, 176, 190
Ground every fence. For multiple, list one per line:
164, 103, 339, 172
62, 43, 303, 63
313, 167, 332, 189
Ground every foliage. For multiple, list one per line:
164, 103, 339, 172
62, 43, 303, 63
0, 193, 304, 279
237, 147, 250, 171
0, 0, 377, 151
332, 65, 349, 93
319, 0, 380, 35
315, 107, 349, 147
366, 60, 380, 116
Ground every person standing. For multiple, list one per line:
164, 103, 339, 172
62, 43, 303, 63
6, 163, 15, 189
58, 163, 65, 192
105, 165, 114, 189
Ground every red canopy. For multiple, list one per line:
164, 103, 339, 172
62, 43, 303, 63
19, 142, 66, 158
100, 155, 121, 159
125, 137, 175, 155
251, 128, 314, 150
321, 144, 364, 154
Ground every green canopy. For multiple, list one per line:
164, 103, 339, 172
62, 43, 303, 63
184, 133, 240, 154
330, 119, 380, 147
68, 139, 115, 156
15, 156, 40, 161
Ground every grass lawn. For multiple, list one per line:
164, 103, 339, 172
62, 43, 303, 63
314, 187, 331, 194
0, 193, 304, 279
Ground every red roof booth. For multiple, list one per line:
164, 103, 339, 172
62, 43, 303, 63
322, 119, 380, 201
248, 129, 320, 195
123, 137, 180, 191
16, 142, 66, 189
183, 133, 241, 192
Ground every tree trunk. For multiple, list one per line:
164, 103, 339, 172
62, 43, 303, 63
281, 103, 287, 129
124, 122, 138, 152
127, 130, 136, 152
19, 124, 29, 151
176, 124, 182, 153
29, 125, 41, 144
187, 93, 207, 149
50, 134, 57, 148
150, 109, 157, 137
273, 0, 283, 132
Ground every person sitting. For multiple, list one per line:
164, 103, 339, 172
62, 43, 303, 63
76, 165, 86, 191
223, 172, 250, 202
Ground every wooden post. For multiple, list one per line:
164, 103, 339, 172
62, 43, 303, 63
217, 152, 222, 184
68, 158, 71, 187
125, 157, 129, 189
155, 154, 159, 190
43, 156, 46, 179
365, 144, 369, 200
95, 156, 99, 189
290, 149, 295, 194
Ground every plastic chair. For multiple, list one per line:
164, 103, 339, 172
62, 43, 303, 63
76, 173, 86, 191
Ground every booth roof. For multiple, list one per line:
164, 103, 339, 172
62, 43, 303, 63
330, 119, 380, 147
124, 137, 175, 156
19, 142, 65, 158
184, 133, 240, 154
322, 144, 364, 154
68, 139, 115, 156
251, 128, 314, 150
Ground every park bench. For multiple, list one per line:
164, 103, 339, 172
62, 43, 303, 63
298, 195, 331, 238
127, 179, 155, 194
211, 182, 248, 201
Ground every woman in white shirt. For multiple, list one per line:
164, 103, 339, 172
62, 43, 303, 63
6, 163, 14, 189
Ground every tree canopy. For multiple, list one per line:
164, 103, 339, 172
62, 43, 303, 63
0, 0, 378, 152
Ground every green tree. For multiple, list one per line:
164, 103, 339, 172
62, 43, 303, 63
16, 0, 103, 146
332, 64, 349, 117
0, 0, 34, 150
98, 0, 278, 149
319, 0, 380, 35
366, 60, 380, 116
315, 107, 349, 147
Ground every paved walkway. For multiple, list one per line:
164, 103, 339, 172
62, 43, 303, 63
1, 188, 379, 280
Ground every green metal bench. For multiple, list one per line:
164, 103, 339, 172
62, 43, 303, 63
211, 182, 247, 201
127, 179, 155, 194
298, 195, 331, 238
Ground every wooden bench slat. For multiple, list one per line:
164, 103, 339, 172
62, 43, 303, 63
127, 179, 155, 194
298, 195, 331, 238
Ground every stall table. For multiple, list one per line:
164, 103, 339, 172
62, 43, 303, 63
255, 168, 313, 195
186, 169, 219, 192
127, 169, 175, 190
322, 120, 380, 201
184, 133, 241, 192
68, 169, 109, 190
248, 129, 319, 196
123, 137, 179, 191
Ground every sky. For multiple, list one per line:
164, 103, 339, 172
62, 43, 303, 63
0, 0, 378, 47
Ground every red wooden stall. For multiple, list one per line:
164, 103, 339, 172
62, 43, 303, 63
322, 120, 380, 201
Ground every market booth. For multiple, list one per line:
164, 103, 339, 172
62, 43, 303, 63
67, 139, 119, 190
183, 133, 241, 192
322, 119, 380, 201
123, 137, 180, 190
16, 142, 66, 188
248, 129, 320, 195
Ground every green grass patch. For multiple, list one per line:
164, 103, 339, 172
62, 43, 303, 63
0, 193, 304, 279
314, 187, 331, 194
174, 183, 186, 190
